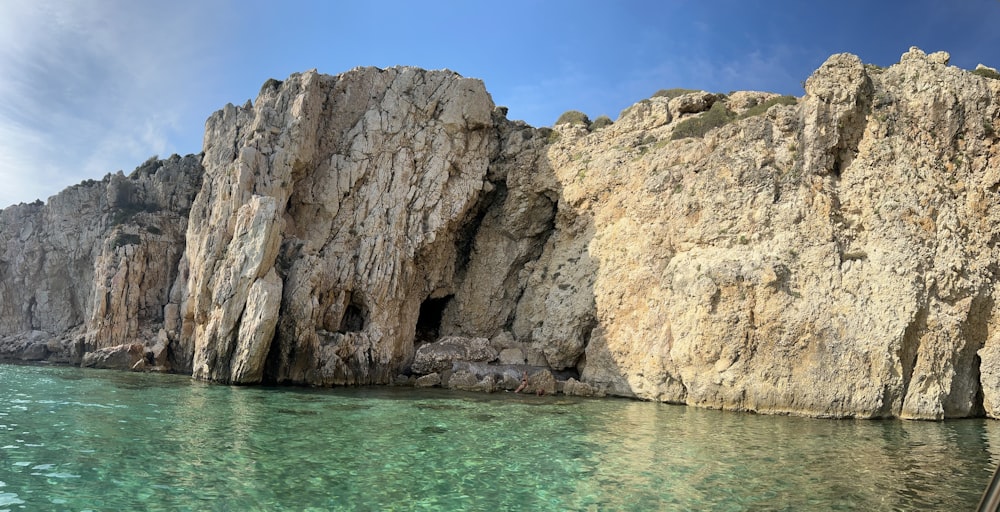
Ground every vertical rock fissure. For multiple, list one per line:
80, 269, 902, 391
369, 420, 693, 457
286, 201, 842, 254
453, 180, 503, 280
958, 293, 993, 417
898, 306, 927, 411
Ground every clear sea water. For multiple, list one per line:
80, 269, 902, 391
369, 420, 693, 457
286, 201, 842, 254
0, 363, 997, 511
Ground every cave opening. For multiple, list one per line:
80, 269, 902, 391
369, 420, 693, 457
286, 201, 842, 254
415, 295, 452, 345
339, 295, 367, 333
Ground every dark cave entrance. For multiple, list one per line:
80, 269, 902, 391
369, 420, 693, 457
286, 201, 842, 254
338, 294, 367, 333
415, 295, 452, 345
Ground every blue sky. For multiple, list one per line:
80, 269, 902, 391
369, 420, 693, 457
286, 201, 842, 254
1, 0, 999, 207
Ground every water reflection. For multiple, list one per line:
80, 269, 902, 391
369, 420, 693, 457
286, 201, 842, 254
568, 403, 996, 510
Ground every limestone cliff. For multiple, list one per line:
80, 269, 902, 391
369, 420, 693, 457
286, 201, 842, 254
3, 48, 1000, 420
173, 68, 496, 384
0, 155, 202, 364
543, 48, 1000, 420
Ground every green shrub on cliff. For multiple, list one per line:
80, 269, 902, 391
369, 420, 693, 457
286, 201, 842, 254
112, 233, 141, 249
555, 110, 591, 127
653, 88, 699, 99
740, 95, 798, 119
541, 128, 560, 144
670, 101, 736, 140
590, 115, 613, 130
972, 67, 1000, 80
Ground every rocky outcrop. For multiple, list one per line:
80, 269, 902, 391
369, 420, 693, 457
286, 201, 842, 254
173, 68, 496, 385
0, 155, 202, 362
539, 47, 1000, 419
3, 49, 1000, 419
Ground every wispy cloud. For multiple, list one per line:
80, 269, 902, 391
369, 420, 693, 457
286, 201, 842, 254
0, 0, 222, 207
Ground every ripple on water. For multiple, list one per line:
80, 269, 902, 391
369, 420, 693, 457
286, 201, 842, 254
0, 492, 25, 506
0, 363, 995, 511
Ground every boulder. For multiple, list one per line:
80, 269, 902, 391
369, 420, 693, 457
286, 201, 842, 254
81, 343, 146, 370
414, 373, 441, 388
497, 347, 526, 365
563, 378, 603, 398
20, 342, 49, 361
411, 337, 497, 374
445, 370, 479, 391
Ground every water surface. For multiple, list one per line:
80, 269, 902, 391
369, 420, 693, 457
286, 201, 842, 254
0, 363, 996, 511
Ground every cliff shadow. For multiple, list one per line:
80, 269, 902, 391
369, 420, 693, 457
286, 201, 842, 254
429, 120, 621, 396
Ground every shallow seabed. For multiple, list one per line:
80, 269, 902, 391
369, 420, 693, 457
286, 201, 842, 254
0, 363, 996, 511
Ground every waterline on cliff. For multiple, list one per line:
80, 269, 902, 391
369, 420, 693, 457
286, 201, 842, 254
0, 363, 996, 510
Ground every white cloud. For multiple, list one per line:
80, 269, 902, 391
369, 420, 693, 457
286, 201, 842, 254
0, 0, 223, 207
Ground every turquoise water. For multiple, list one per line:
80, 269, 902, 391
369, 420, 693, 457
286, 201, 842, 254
0, 364, 997, 511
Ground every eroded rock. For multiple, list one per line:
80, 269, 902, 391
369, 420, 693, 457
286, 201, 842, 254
411, 337, 497, 374
3, 50, 1000, 419
81, 343, 146, 370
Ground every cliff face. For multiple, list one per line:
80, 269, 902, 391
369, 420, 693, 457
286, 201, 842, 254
548, 48, 1000, 420
174, 67, 496, 384
0, 155, 202, 364
2, 48, 1000, 419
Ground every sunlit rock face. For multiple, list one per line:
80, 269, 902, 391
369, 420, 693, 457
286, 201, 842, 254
175, 67, 499, 385
5, 48, 1000, 419
552, 47, 1000, 420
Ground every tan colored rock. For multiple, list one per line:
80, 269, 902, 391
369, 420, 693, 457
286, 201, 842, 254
533, 47, 1000, 418
414, 372, 441, 387
179, 67, 497, 387
445, 370, 479, 391
81, 342, 146, 370
497, 347, 525, 365
671, 91, 717, 115
563, 377, 603, 397
528, 370, 557, 395
189, 195, 283, 384
0, 155, 200, 352
411, 336, 496, 374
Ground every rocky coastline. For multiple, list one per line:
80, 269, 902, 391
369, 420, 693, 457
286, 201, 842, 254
3, 47, 1000, 419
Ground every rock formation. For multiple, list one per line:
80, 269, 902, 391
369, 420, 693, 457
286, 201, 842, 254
3, 47, 1000, 420
0, 155, 202, 366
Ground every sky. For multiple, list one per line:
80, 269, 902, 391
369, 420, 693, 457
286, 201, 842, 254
0, 0, 999, 208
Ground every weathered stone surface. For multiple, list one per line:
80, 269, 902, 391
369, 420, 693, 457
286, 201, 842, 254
189, 196, 284, 384
81, 342, 146, 370
174, 67, 496, 387
4, 50, 1000, 419
414, 372, 441, 388
0, 154, 202, 368
528, 370, 557, 395
20, 342, 48, 361
563, 377, 603, 398
538, 47, 1000, 418
411, 336, 497, 374
497, 347, 526, 365
445, 370, 479, 391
